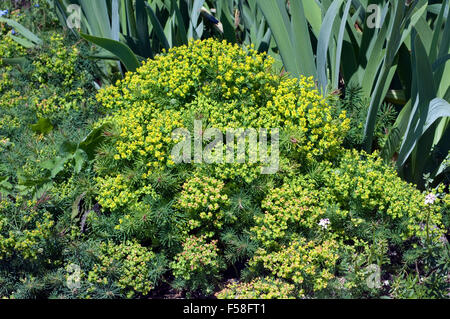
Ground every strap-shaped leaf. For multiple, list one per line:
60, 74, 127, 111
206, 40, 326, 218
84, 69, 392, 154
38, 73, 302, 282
398, 97, 450, 168
136, 0, 153, 58
0, 17, 42, 45
146, 1, 170, 50
317, 0, 344, 93
80, 32, 140, 72
333, 0, 352, 90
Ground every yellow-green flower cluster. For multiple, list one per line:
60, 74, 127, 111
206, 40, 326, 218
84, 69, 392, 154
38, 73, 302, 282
87, 241, 156, 298
32, 33, 79, 87
267, 78, 350, 162
252, 180, 334, 249
96, 39, 277, 111
250, 238, 339, 296
95, 107, 184, 212
0, 113, 21, 133
28, 33, 94, 116
0, 199, 54, 260
95, 173, 156, 212
94, 39, 349, 215
0, 89, 25, 110
31, 88, 88, 116
216, 277, 296, 299
0, 35, 25, 66
170, 235, 224, 283
96, 38, 347, 145
0, 68, 13, 93
112, 106, 181, 168
326, 149, 444, 240
176, 175, 229, 235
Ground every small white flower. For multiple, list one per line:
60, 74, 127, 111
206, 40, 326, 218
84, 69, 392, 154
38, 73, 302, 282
319, 218, 330, 229
424, 193, 437, 205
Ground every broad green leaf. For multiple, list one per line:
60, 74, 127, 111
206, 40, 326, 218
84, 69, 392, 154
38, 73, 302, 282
30, 118, 53, 135
1, 57, 28, 67
59, 140, 78, 155
79, 124, 110, 160
8, 34, 36, 48
79, 0, 111, 37
73, 149, 87, 174
80, 33, 140, 72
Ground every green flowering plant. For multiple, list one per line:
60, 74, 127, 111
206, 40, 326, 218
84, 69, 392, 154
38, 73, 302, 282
324, 150, 445, 241
176, 175, 229, 237
252, 179, 328, 250
170, 235, 225, 295
29, 33, 96, 117
216, 277, 296, 299
93, 38, 349, 217
86, 241, 158, 298
0, 196, 54, 261
249, 238, 340, 297
0, 3, 447, 299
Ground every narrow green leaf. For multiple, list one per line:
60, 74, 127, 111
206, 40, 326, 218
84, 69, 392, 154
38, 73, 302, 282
171, 0, 188, 45
333, 0, 352, 90
0, 17, 42, 45
145, 2, 170, 50
136, 0, 153, 58
317, 0, 344, 93
258, 0, 300, 77
290, 0, 316, 78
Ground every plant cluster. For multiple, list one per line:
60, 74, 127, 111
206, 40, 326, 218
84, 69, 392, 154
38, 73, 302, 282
176, 175, 229, 236
86, 241, 158, 298
215, 277, 296, 299
0, 5, 448, 299
170, 235, 225, 296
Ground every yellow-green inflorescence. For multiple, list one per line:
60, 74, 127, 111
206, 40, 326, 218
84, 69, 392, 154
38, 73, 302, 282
325, 149, 445, 240
87, 241, 156, 298
176, 175, 229, 236
89, 39, 447, 298
94, 38, 349, 214
0, 198, 54, 261
216, 277, 296, 299
249, 238, 340, 297
170, 235, 225, 294
30, 33, 93, 116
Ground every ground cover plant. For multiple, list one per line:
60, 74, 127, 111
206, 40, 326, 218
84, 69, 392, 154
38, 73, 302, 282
0, 0, 449, 299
